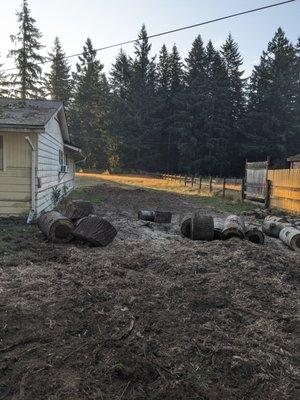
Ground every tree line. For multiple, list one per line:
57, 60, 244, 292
0, 0, 299, 176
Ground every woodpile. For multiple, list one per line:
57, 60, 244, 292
37, 203, 117, 247
262, 215, 300, 252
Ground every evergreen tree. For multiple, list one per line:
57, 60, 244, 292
44, 37, 71, 104
0, 57, 10, 97
123, 24, 157, 171
70, 38, 110, 169
179, 35, 207, 174
292, 37, 300, 152
247, 27, 297, 166
221, 33, 246, 174
8, 0, 44, 99
110, 49, 132, 99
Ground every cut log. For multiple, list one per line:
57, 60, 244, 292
190, 213, 214, 241
73, 215, 117, 246
154, 211, 172, 223
37, 211, 74, 243
245, 225, 265, 245
262, 216, 290, 238
180, 215, 191, 238
64, 200, 94, 220
138, 210, 172, 223
279, 226, 300, 252
213, 218, 225, 240
222, 215, 245, 240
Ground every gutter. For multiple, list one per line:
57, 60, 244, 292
25, 136, 36, 222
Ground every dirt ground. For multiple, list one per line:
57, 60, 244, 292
0, 182, 299, 400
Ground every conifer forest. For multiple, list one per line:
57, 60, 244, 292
0, 0, 299, 176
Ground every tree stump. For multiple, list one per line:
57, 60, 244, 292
64, 200, 94, 220
180, 215, 192, 238
138, 210, 172, 223
221, 215, 245, 240
37, 211, 74, 243
73, 215, 117, 246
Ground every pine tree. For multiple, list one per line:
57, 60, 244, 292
70, 38, 110, 169
8, 0, 44, 99
124, 24, 157, 171
110, 49, 132, 99
247, 27, 297, 166
221, 33, 246, 174
44, 37, 71, 104
291, 37, 300, 153
179, 35, 207, 174
0, 57, 10, 97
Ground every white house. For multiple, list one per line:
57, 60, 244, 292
0, 98, 81, 216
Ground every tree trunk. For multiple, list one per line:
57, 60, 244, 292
222, 215, 245, 240
262, 216, 290, 238
65, 200, 94, 220
279, 226, 300, 252
245, 225, 265, 245
213, 217, 225, 240
73, 215, 117, 247
37, 211, 74, 243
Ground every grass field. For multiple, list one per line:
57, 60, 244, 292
75, 172, 254, 213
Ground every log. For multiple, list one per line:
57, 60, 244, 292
138, 210, 172, 223
221, 214, 245, 240
245, 225, 265, 245
64, 200, 94, 220
73, 215, 117, 246
180, 215, 191, 238
279, 226, 300, 252
190, 213, 214, 241
37, 211, 74, 243
262, 216, 290, 238
213, 217, 225, 240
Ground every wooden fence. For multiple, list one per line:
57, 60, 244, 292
162, 170, 300, 213
162, 174, 244, 201
267, 169, 300, 213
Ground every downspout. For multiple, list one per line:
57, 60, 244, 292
25, 136, 36, 223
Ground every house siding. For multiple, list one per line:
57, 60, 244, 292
0, 132, 36, 215
36, 113, 75, 215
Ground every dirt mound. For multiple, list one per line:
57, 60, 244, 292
0, 183, 298, 399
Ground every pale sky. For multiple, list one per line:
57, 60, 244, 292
0, 0, 299, 78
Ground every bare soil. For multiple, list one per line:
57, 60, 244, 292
0, 183, 299, 400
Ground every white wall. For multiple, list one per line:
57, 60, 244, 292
36, 113, 75, 215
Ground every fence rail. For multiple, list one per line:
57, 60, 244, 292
162, 170, 300, 213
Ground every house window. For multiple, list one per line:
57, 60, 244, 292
0, 136, 3, 171
59, 149, 64, 165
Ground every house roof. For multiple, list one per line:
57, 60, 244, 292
0, 98, 63, 127
287, 154, 300, 162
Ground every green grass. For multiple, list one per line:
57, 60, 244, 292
195, 196, 254, 214
67, 187, 102, 204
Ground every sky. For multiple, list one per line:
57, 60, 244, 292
0, 0, 299, 78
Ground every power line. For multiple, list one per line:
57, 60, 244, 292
1, 0, 296, 73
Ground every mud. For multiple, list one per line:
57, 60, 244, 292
0, 183, 299, 399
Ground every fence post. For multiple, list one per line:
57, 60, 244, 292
198, 177, 202, 193
191, 176, 194, 187
184, 176, 187, 187
222, 178, 226, 197
265, 179, 271, 208
241, 178, 245, 202
209, 176, 213, 193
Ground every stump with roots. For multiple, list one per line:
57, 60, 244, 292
222, 215, 245, 240
245, 225, 265, 245
190, 213, 214, 241
37, 211, 74, 243
64, 200, 94, 220
73, 215, 117, 247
